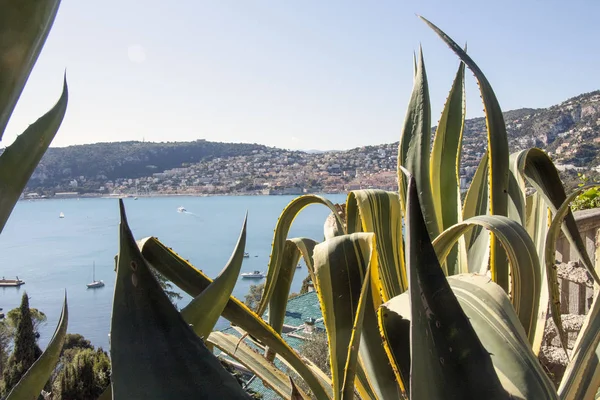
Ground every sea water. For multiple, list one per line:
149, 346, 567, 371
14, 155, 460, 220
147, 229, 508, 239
0, 194, 346, 350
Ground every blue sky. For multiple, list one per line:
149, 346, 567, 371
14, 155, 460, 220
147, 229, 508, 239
5, 0, 600, 150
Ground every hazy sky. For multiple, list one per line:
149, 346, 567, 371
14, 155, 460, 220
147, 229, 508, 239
4, 0, 600, 151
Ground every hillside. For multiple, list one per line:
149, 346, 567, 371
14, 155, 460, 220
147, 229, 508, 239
19, 90, 600, 195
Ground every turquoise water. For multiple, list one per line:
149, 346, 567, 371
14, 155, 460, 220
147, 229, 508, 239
0, 194, 346, 350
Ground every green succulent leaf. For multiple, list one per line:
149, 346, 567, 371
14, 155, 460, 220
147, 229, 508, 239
256, 195, 344, 317
112, 200, 250, 399
462, 151, 490, 274
6, 293, 68, 400
181, 214, 247, 339
378, 296, 411, 395
405, 176, 508, 399
138, 236, 331, 399
430, 59, 466, 275
433, 214, 543, 347
421, 16, 510, 291
397, 47, 438, 240
514, 148, 600, 284
207, 331, 309, 400
346, 189, 406, 299
0, 0, 62, 140
0, 78, 68, 233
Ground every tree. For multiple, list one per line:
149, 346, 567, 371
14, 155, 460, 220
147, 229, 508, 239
1, 293, 42, 396
53, 348, 110, 400
5, 305, 47, 338
244, 283, 264, 313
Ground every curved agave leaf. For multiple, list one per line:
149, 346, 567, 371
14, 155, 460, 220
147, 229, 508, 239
256, 195, 345, 317
112, 200, 250, 399
420, 16, 510, 291
524, 192, 551, 356
381, 274, 558, 400
544, 185, 600, 356
462, 151, 490, 274
378, 298, 411, 395
558, 275, 600, 399
138, 236, 331, 399
433, 214, 542, 347
0, 78, 68, 233
6, 293, 68, 400
207, 331, 309, 400
405, 177, 508, 399
346, 189, 406, 299
0, 0, 61, 140
397, 47, 438, 240
514, 148, 600, 284
312, 232, 378, 400
181, 214, 247, 338
430, 59, 466, 276
289, 377, 303, 400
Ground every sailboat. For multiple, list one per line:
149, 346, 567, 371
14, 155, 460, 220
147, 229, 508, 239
59, 212, 65, 219
87, 262, 105, 289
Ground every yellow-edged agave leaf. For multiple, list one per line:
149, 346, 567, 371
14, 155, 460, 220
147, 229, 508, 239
0, 0, 61, 140
421, 17, 510, 291
275, 351, 334, 398
462, 151, 490, 274
507, 153, 527, 225
378, 297, 411, 395
544, 186, 600, 356
181, 214, 247, 338
430, 60, 466, 275
139, 236, 331, 399
207, 331, 310, 400
397, 48, 438, 240
405, 176, 508, 399
408, 194, 501, 398
0, 79, 67, 233
524, 192, 551, 356
433, 215, 542, 346
256, 195, 344, 317
6, 293, 68, 400
112, 201, 250, 399
558, 281, 600, 399
346, 189, 406, 299
515, 148, 600, 284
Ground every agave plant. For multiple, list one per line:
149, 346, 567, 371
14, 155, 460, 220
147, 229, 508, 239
112, 16, 600, 400
0, 1, 70, 398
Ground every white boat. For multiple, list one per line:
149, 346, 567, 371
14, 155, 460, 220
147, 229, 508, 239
296, 263, 302, 268
134, 197, 138, 200
177, 206, 186, 213
243, 252, 250, 258
87, 262, 105, 289
59, 212, 65, 219
241, 271, 265, 279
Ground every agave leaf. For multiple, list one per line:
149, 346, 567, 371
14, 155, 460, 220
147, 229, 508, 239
289, 377, 304, 400
275, 351, 334, 398
514, 148, 600, 284
558, 274, 600, 399
524, 192, 551, 356
378, 297, 411, 395
433, 215, 542, 346
256, 195, 344, 317
98, 386, 111, 400
313, 233, 371, 399
0, 79, 67, 233
207, 331, 309, 400
430, 60, 466, 276
421, 17, 510, 291
397, 47, 438, 240
6, 293, 68, 400
405, 176, 508, 399
181, 214, 247, 338
112, 200, 250, 399
0, 0, 62, 140
139, 236, 331, 399
544, 185, 600, 356
462, 151, 490, 273
346, 189, 406, 299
